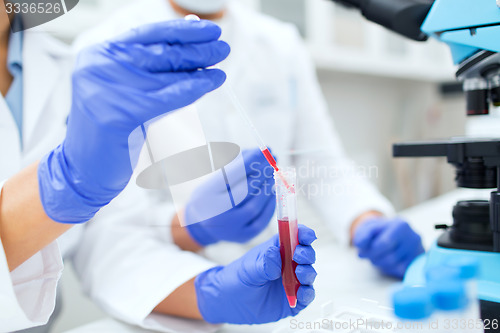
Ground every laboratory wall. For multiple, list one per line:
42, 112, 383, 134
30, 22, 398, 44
317, 71, 466, 210
42, 0, 467, 211
45, 0, 469, 331
260, 0, 467, 209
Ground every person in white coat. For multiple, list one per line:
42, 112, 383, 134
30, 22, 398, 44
69, 0, 425, 331
2, 6, 305, 331
1, 8, 317, 332
0, 11, 72, 332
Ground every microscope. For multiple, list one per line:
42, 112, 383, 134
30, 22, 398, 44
330, 0, 500, 326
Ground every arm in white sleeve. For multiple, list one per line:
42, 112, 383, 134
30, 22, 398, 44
0, 180, 63, 332
71, 185, 219, 333
289, 32, 395, 245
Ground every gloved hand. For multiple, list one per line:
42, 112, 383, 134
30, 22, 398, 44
38, 20, 230, 223
353, 217, 425, 279
195, 224, 317, 324
185, 148, 276, 246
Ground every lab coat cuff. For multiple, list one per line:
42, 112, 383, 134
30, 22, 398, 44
0, 235, 63, 332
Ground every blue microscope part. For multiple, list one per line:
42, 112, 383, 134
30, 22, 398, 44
441, 26, 500, 54
426, 265, 461, 283
447, 256, 480, 280
446, 43, 481, 65
404, 242, 500, 304
403, 253, 427, 286
422, 0, 500, 33
421, 0, 500, 64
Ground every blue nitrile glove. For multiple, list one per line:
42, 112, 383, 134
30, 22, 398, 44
353, 217, 425, 279
38, 20, 230, 223
195, 224, 317, 324
185, 148, 276, 245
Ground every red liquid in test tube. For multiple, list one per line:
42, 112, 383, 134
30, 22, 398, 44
274, 168, 299, 308
279, 217, 300, 308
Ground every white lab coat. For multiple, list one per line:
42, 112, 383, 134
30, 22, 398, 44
71, 0, 395, 331
0, 30, 73, 332
71, 188, 220, 333
0, 20, 216, 333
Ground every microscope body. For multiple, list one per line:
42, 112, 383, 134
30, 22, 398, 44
422, 0, 500, 116
394, 139, 500, 323
397, 0, 500, 324
330, 0, 500, 325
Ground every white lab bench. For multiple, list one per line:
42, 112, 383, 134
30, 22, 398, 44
64, 188, 492, 333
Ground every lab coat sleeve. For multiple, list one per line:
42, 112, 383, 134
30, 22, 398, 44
71, 185, 220, 333
0, 180, 63, 332
289, 33, 395, 246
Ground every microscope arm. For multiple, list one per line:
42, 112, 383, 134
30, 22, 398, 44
329, 0, 434, 41
394, 138, 500, 252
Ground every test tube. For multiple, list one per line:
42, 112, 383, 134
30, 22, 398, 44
274, 167, 299, 308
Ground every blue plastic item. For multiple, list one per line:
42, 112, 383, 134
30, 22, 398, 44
38, 19, 230, 223
393, 287, 434, 320
429, 279, 468, 311
194, 224, 317, 324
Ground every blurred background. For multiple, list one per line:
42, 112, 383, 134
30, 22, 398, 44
40, 0, 472, 331
43, 0, 467, 212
